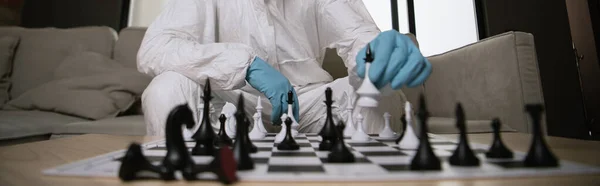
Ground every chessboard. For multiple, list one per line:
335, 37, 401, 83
43, 133, 600, 182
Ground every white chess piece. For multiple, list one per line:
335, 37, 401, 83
343, 91, 356, 137
255, 96, 268, 133
275, 114, 298, 143
355, 45, 381, 108
287, 98, 300, 137
351, 113, 370, 141
249, 113, 266, 139
379, 112, 397, 138
399, 101, 419, 149
225, 113, 236, 138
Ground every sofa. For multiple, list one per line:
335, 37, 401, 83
0, 26, 544, 145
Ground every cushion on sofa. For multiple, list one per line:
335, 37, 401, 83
0, 26, 118, 99
0, 110, 88, 140
114, 27, 147, 69
0, 36, 19, 107
53, 115, 146, 136
5, 51, 151, 120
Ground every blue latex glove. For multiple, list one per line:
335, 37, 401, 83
246, 57, 300, 125
356, 30, 432, 89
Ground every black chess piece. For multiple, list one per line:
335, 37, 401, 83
232, 94, 255, 170
485, 118, 514, 159
214, 114, 233, 147
118, 143, 174, 181
162, 104, 197, 177
192, 79, 217, 156
277, 117, 300, 150
318, 87, 336, 151
243, 117, 258, 153
327, 121, 355, 163
523, 104, 559, 167
410, 94, 441, 171
449, 103, 480, 166
181, 145, 239, 184
205, 146, 239, 184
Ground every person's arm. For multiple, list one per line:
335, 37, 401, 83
316, 0, 431, 92
137, 0, 256, 90
315, 0, 380, 90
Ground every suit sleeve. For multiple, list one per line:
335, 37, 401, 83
316, 0, 381, 90
137, 0, 256, 90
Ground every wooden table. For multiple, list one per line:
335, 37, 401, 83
0, 133, 598, 186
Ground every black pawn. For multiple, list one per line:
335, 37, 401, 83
318, 87, 336, 151
214, 114, 233, 147
243, 117, 258, 153
410, 94, 441, 170
327, 121, 355, 163
277, 117, 300, 150
162, 104, 196, 176
118, 143, 174, 181
523, 104, 559, 167
449, 103, 480, 166
485, 118, 514, 159
232, 94, 254, 170
192, 79, 217, 156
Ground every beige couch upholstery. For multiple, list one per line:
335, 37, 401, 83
0, 26, 148, 144
0, 26, 544, 144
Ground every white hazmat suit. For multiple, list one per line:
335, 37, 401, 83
138, 0, 408, 136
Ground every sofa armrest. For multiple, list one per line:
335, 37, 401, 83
403, 31, 545, 133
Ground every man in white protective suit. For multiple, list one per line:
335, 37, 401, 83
138, 0, 432, 136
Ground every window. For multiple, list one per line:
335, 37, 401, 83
128, 0, 169, 27
414, 0, 479, 56
362, 0, 479, 57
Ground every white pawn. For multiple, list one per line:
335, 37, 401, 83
351, 113, 370, 141
275, 114, 297, 143
399, 102, 419, 149
379, 112, 397, 138
225, 113, 236, 139
249, 113, 266, 140
343, 91, 356, 137
355, 44, 381, 108
255, 96, 268, 133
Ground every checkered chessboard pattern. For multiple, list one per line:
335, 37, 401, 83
138, 133, 490, 176
42, 133, 600, 182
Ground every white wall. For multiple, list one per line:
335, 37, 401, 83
128, 0, 169, 27
414, 0, 479, 56
362, 1, 393, 31
362, 0, 410, 33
